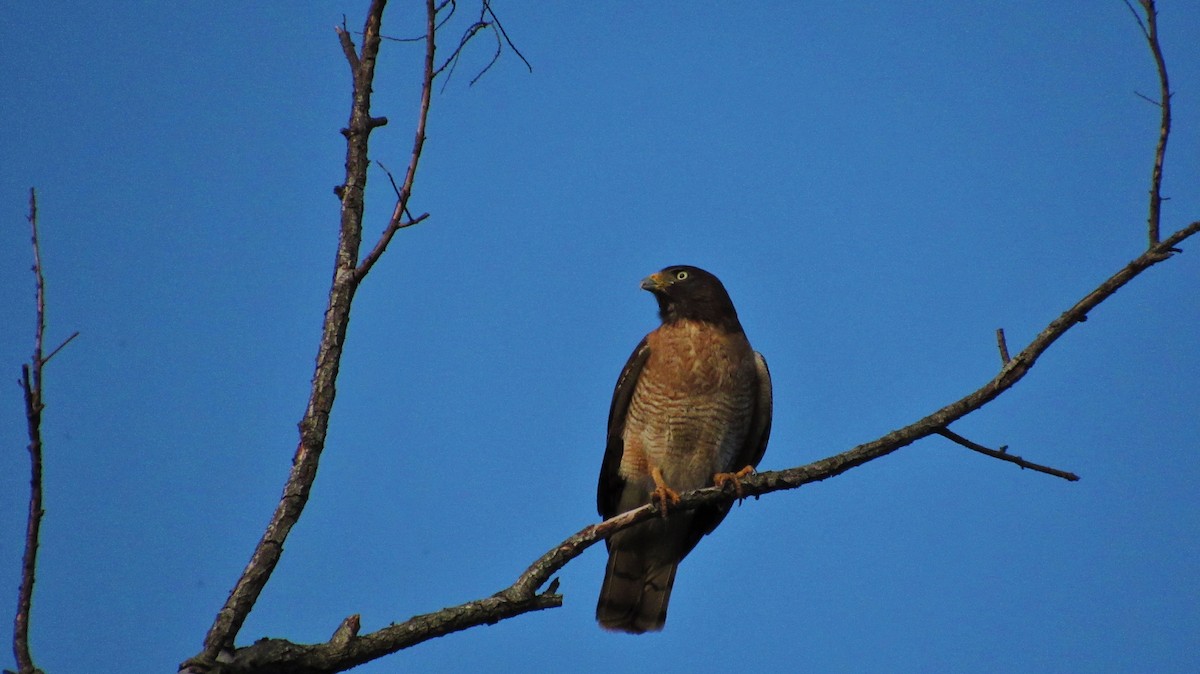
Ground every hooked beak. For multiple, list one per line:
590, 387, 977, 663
640, 271, 668, 292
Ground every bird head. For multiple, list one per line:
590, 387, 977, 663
640, 265, 742, 331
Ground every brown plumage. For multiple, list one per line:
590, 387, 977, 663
596, 265, 772, 633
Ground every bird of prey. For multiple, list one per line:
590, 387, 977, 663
596, 265, 772, 633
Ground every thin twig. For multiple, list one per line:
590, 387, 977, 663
995, 328, 1011, 365
1133, 90, 1161, 107
468, 21, 504, 87
380, 0, 456, 42
433, 21, 490, 84
481, 0, 530, 74
1121, 0, 1150, 38
374, 160, 420, 225
355, 0, 439, 282
1124, 0, 1172, 246
934, 428, 1079, 481
41, 331, 80, 367
432, 0, 531, 89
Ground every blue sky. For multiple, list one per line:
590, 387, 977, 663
2, 2, 1199, 672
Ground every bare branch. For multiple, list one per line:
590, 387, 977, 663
41, 331, 80, 367
354, 0, 437, 282
1124, 0, 1172, 245
336, 16, 359, 73
480, 0, 530, 74
469, 21, 504, 87
188, 0, 396, 668
995, 327, 1011, 365
458, 0, 530, 87
431, 0, 530, 89
934, 428, 1079, 482
205, 219, 1200, 674
12, 188, 46, 674
380, 0, 457, 43
375, 161, 430, 228
1133, 90, 1161, 107
27, 188, 44, 371
432, 21, 490, 83
185, 3, 532, 669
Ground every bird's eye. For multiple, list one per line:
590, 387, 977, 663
675, 270, 689, 281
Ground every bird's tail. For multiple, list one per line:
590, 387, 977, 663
595, 548, 678, 633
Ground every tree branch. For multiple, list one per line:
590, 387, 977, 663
994, 327, 1011, 365
354, 0, 437, 283
479, 0, 530, 76
203, 219, 1200, 674
1124, 0, 1172, 246
934, 427, 1079, 482
11, 188, 52, 674
187, 1, 394, 669
431, 0, 530, 89
39, 331, 79, 368
181, 2, 524, 671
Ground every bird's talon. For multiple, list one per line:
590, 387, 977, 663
650, 485, 680, 517
649, 466, 680, 517
713, 465, 755, 500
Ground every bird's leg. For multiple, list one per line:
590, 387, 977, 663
713, 465, 755, 500
649, 466, 680, 517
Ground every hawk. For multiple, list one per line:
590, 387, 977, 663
596, 265, 772, 633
